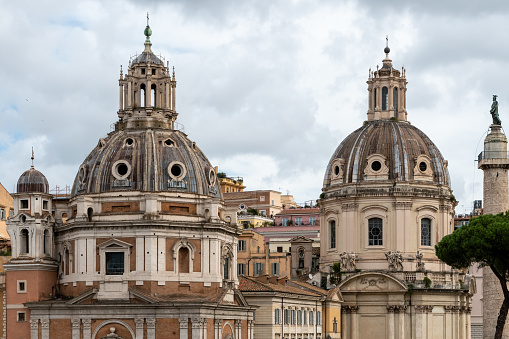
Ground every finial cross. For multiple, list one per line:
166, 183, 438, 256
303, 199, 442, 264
386, 35, 389, 47
147, 12, 149, 26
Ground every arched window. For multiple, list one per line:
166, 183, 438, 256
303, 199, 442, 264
87, 207, 93, 222
43, 229, 50, 255
298, 247, 305, 268
373, 88, 377, 109
329, 220, 336, 249
151, 84, 156, 107
21, 229, 29, 254
223, 256, 230, 280
178, 247, 190, 273
368, 217, 383, 246
421, 218, 432, 246
382, 87, 388, 111
393, 87, 398, 116
140, 84, 146, 107
65, 248, 70, 275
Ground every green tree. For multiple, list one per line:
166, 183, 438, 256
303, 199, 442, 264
435, 212, 509, 339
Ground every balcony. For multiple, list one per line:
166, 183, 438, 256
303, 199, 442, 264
478, 151, 509, 162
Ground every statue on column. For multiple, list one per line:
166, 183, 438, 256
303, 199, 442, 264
490, 95, 502, 125
415, 250, 425, 271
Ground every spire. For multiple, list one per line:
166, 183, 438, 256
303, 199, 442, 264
31, 147, 34, 169
143, 12, 153, 52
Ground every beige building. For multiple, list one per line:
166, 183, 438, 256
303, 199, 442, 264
239, 275, 342, 339
318, 44, 474, 339
0, 182, 13, 239
237, 230, 291, 277
5, 21, 255, 339
223, 190, 282, 218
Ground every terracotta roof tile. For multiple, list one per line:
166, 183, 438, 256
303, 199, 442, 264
238, 276, 322, 297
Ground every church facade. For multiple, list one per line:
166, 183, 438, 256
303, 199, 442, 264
318, 44, 475, 339
5, 21, 254, 339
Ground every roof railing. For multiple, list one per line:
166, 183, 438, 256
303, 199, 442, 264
478, 151, 509, 162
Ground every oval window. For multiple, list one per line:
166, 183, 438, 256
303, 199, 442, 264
164, 139, 174, 146
419, 162, 427, 172
208, 168, 216, 185
371, 161, 382, 171
334, 165, 340, 176
112, 160, 131, 180
125, 138, 134, 146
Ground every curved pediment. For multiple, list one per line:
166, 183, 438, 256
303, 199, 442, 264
338, 271, 408, 293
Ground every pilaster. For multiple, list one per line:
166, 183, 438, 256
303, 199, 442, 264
82, 319, 91, 339
146, 318, 156, 339
30, 318, 39, 339
135, 318, 144, 339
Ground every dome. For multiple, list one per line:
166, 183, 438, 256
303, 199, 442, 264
131, 51, 164, 65
17, 167, 49, 194
71, 129, 221, 198
323, 120, 450, 188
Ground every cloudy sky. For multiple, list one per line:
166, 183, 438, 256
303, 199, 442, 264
0, 0, 508, 213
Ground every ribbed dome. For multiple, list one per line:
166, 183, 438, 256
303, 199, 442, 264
71, 129, 221, 198
324, 120, 450, 187
17, 168, 49, 194
131, 51, 163, 65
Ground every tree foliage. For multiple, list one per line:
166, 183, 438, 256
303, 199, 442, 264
436, 212, 509, 339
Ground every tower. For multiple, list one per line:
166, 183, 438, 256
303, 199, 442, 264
5, 160, 58, 339
478, 102, 509, 339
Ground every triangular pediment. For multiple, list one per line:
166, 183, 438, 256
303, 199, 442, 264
339, 271, 408, 293
97, 239, 133, 249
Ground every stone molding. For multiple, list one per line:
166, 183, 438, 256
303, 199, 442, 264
146, 318, 156, 328
415, 305, 434, 313
341, 305, 360, 313
387, 305, 407, 313
71, 318, 81, 329
341, 203, 358, 212
30, 319, 39, 329
134, 318, 144, 328
392, 202, 412, 210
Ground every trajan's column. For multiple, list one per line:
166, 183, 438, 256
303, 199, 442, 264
478, 95, 509, 338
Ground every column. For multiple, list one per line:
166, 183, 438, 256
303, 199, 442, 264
466, 307, 472, 339
444, 306, 453, 339
426, 306, 434, 339
248, 320, 255, 339
146, 318, 156, 339
215, 319, 223, 339
351, 306, 359, 339
124, 82, 128, 111
71, 318, 80, 339
203, 319, 208, 339
82, 319, 92, 339
30, 319, 39, 339
398, 307, 406, 339
135, 318, 144, 339
387, 306, 395, 339
172, 84, 176, 112
235, 320, 242, 339
119, 83, 123, 110
128, 82, 132, 108
415, 306, 424, 339
341, 307, 349, 339
191, 317, 203, 339
41, 318, 50, 339
165, 83, 170, 109
146, 80, 152, 107
202, 238, 210, 276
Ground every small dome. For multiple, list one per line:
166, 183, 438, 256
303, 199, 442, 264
131, 51, 164, 65
71, 129, 221, 198
324, 120, 450, 187
17, 168, 49, 194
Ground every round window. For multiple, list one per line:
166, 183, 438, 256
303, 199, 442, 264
117, 163, 128, 176
171, 164, 182, 177
240, 204, 246, 210
112, 160, 131, 180
371, 161, 382, 171
419, 161, 427, 172
370, 226, 381, 236
164, 139, 174, 146
125, 138, 134, 146
334, 165, 340, 176
168, 161, 187, 180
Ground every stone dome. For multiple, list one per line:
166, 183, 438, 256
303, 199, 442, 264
323, 120, 450, 188
17, 167, 49, 194
71, 129, 221, 198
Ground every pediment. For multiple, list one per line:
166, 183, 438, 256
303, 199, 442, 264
339, 271, 407, 293
290, 235, 313, 243
97, 239, 133, 249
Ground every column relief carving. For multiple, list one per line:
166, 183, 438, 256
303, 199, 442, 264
415, 305, 434, 313
392, 202, 413, 210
